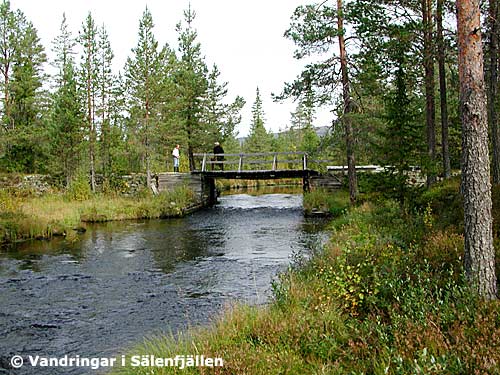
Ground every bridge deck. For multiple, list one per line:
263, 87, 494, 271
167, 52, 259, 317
192, 169, 320, 180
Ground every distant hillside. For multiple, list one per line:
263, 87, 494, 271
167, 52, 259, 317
237, 125, 331, 146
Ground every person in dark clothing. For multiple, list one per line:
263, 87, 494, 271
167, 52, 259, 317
213, 142, 225, 170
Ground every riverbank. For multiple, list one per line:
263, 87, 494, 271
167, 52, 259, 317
0, 186, 196, 244
303, 188, 349, 216
114, 178, 500, 374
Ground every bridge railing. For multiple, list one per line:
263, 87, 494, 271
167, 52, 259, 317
192, 151, 309, 172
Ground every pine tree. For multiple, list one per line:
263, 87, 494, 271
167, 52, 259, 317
202, 64, 245, 145
245, 87, 273, 154
50, 61, 84, 186
487, 0, 500, 184
290, 90, 319, 153
106, 72, 127, 175
174, 5, 208, 170
49, 13, 83, 184
0, 0, 17, 132
457, 0, 498, 299
421, 0, 437, 186
283, 1, 358, 203
51, 13, 75, 88
125, 7, 165, 186
10, 18, 46, 129
96, 24, 115, 179
378, 48, 424, 202
78, 12, 99, 191
436, 0, 451, 179
0, 5, 47, 172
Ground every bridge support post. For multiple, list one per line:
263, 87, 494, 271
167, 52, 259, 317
202, 176, 217, 205
303, 173, 311, 193
157, 172, 215, 208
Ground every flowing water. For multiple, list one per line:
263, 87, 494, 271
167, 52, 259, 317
0, 188, 328, 374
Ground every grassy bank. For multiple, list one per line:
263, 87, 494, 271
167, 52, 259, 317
303, 188, 349, 216
114, 178, 500, 374
0, 186, 196, 244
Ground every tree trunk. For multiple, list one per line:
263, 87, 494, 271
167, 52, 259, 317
145, 98, 152, 188
87, 42, 96, 193
146, 146, 151, 188
145, 135, 151, 188
437, 0, 451, 178
187, 112, 195, 171
423, 0, 437, 186
337, 0, 357, 204
88, 91, 96, 193
488, 0, 500, 184
3, 66, 11, 130
101, 74, 110, 179
457, 0, 498, 299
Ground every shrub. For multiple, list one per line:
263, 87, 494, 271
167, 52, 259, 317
65, 174, 92, 201
0, 188, 21, 212
413, 177, 463, 231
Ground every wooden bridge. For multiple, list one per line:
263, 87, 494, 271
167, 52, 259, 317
191, 151, 342, 199
157, 151, 352, 204
157, 151, 342, 205
192, 151, 322, 180
157, 152, 408, 206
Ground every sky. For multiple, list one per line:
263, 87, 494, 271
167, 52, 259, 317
11, 0, 333, 137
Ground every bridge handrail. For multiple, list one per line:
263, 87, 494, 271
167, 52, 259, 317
193, 151, 307, 157
193, 151, 309, 172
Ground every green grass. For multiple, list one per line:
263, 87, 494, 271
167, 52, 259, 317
113, 183, 500, 375
303, 188, 349, 216
0, 186, 197, 243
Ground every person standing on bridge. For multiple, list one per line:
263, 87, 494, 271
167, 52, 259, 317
172, 144, 180, 172
213, 142, 225, 170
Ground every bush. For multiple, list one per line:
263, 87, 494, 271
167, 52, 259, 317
413, 177, 462, 230
0, 188, 21, 212
65, 174, 92, 201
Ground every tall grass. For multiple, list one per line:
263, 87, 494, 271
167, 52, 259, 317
113, 184, 500, 375
303, 188, 349, 216
0, 186, 196, 243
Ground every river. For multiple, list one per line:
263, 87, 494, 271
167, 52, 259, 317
0, 188, 327, 374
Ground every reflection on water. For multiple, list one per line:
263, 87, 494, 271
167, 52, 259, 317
0, 188, 328, 374
221, 184, 303, 197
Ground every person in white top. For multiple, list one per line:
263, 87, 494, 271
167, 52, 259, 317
172, 144, 180, 172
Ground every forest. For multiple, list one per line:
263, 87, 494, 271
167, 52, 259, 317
0, 0, 477, 186
0, 2, 248, 188
0, 1, 326, 188
0, 0, 486, 185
